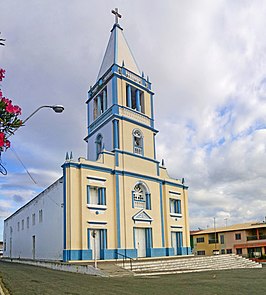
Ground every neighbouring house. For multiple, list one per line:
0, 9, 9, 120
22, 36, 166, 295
191, 222, 266, 258
3, 10, 191, 262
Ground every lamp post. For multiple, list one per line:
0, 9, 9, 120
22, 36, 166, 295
7, 105, 64, 139
22, 105, 64, 125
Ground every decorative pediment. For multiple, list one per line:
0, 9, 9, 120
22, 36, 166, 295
132, 209, 153, 223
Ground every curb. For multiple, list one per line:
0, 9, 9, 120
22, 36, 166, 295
0, 278, 9, 295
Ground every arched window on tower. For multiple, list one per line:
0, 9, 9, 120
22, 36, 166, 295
132, 182, 151, 209
95, 134, 103, 159
133, 129, 143, 155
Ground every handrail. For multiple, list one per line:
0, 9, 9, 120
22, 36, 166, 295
116, 251, 134, 271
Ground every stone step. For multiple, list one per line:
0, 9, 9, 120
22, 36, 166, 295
98, 262, 134, 277
118, 254, 262, 276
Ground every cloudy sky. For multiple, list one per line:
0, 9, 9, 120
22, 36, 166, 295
1, 0, 266, 239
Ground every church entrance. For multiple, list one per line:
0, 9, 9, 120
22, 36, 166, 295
91, 229, 101, 260
171, 231, 183, 255
135, 228, 146, 257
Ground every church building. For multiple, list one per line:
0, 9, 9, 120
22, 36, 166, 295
3, 10, 191, 261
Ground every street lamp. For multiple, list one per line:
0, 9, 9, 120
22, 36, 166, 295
6, 105, 64, 140
22, 105, 64, 124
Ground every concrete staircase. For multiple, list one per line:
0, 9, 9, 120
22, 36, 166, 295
97, 261, 134, 277
119, 254, 262, 276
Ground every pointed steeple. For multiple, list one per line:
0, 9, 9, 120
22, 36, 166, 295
97, 9, 140, 80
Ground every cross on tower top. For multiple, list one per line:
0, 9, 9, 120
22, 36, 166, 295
112, 8, 122, 25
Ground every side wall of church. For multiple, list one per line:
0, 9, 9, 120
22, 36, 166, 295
3, 179, 63, 260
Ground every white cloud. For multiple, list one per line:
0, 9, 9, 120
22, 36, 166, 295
1, 0, 266, 239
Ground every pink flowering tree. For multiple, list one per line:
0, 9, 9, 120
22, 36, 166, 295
0, 68, 22, 152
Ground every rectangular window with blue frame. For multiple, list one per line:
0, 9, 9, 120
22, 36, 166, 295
87, 186, 106, 205
170, 198, 181, 215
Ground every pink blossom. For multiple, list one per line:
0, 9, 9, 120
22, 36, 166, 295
2, 97, 12, 105
13, 105, 22, 115
6, 103, 15, 113
5, 140, 10, 149
0, 132, 5, 147
0, 68, 5, 81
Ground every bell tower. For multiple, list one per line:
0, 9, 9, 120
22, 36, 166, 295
85, 9, 157, 168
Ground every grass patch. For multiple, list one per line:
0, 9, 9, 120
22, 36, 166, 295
0, 260, 265, 295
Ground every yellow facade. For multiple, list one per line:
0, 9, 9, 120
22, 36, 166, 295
63, 15, 191, 261
191, 222, 266, 257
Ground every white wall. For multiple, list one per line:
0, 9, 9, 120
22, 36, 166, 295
3, 178, 63, 261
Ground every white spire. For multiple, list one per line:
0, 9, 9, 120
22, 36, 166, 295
97, 19, 141, 80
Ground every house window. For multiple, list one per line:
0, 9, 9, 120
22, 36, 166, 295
27, 217, 29, 229
87, 186, 106, 206
93, 88, 107, 120
220, 235, 225, 244
17, 222, 20, 232
32, 214, 35, 226
95, 134, 103, 159
126, 84, 145, 113
235, 233, 241, 240
39, 210, 43, 223
221, 249, 225, 254
22, 219, 24, 230
226, 249, 232, 254
133, 129, 143, 155
132, 182, 151, 209
196, 237, 204, 243
197, 250, 205, 255
236, 248, 242, 255
170, 199, 181, 215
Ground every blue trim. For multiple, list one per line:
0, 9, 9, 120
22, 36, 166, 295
62, 246, 186, 261
87, 103, 90, 129
113, 119, 119, 149
150, 94, 154, 123
62, 162, 113, 174
153, 133, 156, 160
145, 228, 152, 256
62, 164, 188, 188
127, 84, 132, 108
159, 183, 165, 247
113, 72, 154, 95
87, 229, 90, 249
112, 76, 118, 104
115, 173, 121, 248
146, 193, 151, 210
149, 248, 167, 257
132, 191, 135, 208
116, 150, 159, 164
177, 199, 181, 214
136, 89, 141, 111
103, 89, 107, 111
115, 151, 119, 167
87, 104, 158, 139
87, 221, 107, 225
87, 185, 90, 204
63, 168, 67, 252
63, 250, 92, 261
114, 26, 118, 64
102, 188, 106, 205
